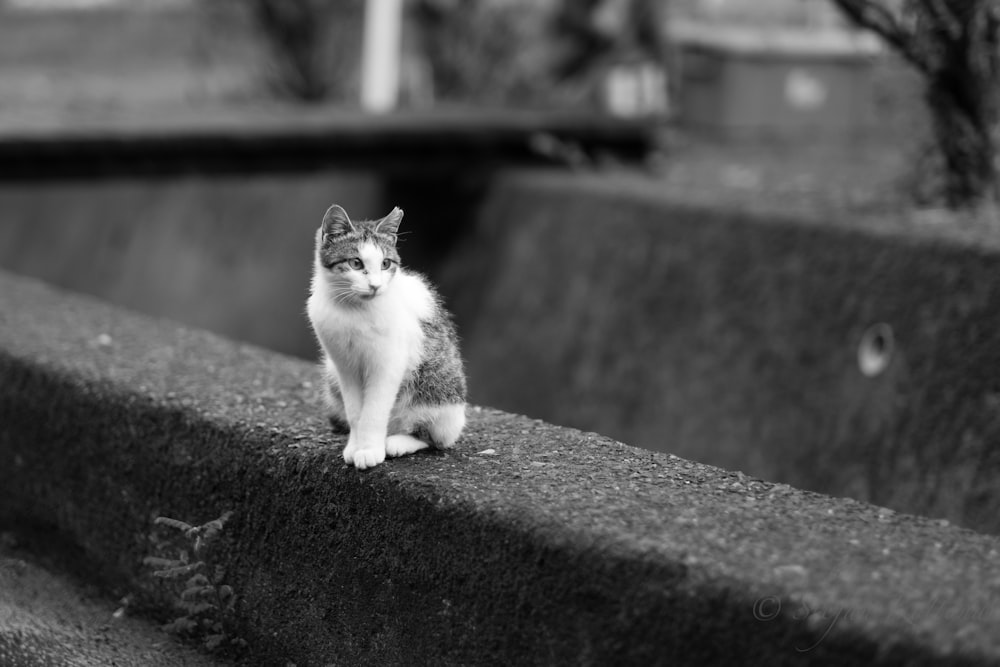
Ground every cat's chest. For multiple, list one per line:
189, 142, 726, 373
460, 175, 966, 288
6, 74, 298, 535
328, 316, 390, 354
316, 309, 383, 347
311, 300, 421, 362
308, 271, 433, 368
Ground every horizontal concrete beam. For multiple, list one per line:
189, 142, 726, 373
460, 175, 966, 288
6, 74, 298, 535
0, 109, 654, 179
1, 270, 999, 665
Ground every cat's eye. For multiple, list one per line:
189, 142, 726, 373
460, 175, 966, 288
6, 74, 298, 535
381, 259, 393, 270
347, 258, 364, 270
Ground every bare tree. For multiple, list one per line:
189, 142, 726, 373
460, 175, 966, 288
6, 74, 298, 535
832, 1, 1000, 209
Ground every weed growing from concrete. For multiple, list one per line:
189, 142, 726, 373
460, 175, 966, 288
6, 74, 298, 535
144, 511, 246, 653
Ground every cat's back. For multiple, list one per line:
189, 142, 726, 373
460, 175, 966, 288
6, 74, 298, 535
401, 270, 466, 403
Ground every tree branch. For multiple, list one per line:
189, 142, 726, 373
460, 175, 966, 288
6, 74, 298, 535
921, 0, 963, 42
831, 0, 936, 75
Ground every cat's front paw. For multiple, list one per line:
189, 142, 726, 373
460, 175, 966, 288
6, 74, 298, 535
351, 446, 385, 470
343, 433, 385, 470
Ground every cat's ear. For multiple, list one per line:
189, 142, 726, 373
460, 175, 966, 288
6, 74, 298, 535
375, 207, 403, 237
322, 205, 356, 237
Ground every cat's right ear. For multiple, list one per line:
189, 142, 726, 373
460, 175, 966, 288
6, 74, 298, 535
322, 205, 356, 238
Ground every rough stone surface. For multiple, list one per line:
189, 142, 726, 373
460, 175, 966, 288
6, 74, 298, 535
445, 169, 1000, 536
0, 532, 224, 667
2, 271, 1000, 666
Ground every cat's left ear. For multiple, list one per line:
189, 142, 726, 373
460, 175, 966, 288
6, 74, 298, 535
375, 207, 403, 237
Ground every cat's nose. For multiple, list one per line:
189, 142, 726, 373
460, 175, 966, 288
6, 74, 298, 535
369, 284, 381, 295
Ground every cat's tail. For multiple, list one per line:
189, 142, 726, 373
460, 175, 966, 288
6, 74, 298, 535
393, 403, 466, 451
421, 403, 466, 449
386, 433, 429, 458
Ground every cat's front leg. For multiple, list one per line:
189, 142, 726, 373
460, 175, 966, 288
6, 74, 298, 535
324, 383, 350, 434
338, 377, 369, 466
346, 364, 407, 470
347, 401, 390, 470
322, 359, 357, 434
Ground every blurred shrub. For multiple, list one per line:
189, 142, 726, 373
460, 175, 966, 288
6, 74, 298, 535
411, 0, 554, 106
194, 0, 668, 110
201, 0, 363, 104
549, 0, 667, 82
833, 0, 1000, 210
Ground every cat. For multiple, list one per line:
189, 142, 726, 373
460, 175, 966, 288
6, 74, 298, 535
306, 204, 467, 470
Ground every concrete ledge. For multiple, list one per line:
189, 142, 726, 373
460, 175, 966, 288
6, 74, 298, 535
0, 110, 654, 179
2, 270, 999, 665
448, 170, 1000, 536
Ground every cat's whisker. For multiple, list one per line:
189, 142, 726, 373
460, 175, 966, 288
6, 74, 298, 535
333, 289, 355, 305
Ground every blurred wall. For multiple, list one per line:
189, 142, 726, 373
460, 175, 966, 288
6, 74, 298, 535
0, 173, 380, 358
443, 171, 1000, 536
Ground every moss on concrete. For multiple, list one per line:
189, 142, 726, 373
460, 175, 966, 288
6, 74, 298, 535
2, 271, 1000, 666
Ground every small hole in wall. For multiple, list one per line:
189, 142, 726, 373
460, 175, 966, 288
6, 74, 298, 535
858, 323, 894, 377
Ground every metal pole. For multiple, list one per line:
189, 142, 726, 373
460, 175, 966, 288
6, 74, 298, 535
361, 0, 403, 113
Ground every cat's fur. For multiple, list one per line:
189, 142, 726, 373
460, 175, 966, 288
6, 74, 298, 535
306, 204, 467, 470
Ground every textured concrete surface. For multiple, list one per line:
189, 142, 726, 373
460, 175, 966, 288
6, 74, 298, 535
0, 531, 223, 667
446, 169, 1000, 536
2, 270, 1000, 666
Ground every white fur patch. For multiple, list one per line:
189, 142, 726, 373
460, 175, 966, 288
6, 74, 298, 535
307, 235, 460, 469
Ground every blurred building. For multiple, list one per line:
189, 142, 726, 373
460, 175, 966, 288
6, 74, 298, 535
669, 0, 846, 28
667, 0, 883, 139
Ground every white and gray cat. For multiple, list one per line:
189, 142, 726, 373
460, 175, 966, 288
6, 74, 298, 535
307, 204, 467, 470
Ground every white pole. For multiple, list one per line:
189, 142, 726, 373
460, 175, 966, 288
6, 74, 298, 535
361, 0, 403, 113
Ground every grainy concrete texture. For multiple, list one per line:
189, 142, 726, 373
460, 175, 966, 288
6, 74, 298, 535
0, 536, 223, 667
2, 271, 999, 666
445, 170, 1000, 536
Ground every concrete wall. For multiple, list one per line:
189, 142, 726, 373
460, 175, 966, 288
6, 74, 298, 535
2, 168, 998, 537
443, 172, 1000, 536
3, 270, 1000, 665
0, 168, 487, 359
0, 173, 381, 359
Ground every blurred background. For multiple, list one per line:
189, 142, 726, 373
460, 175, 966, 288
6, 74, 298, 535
6, 0, 998, 532
0, 0, 924, 356
0, 0, 918, 129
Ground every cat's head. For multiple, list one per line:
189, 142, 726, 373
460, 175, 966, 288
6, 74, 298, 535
315, 204, 403, 305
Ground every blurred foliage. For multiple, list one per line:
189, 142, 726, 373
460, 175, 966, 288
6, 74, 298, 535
833, 0, 1000, 210
413, 0, 669, 108
201, 0, 363, 104
191, 0, 671, 109
411, 0, 554, 106
549, 0, 667, 82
